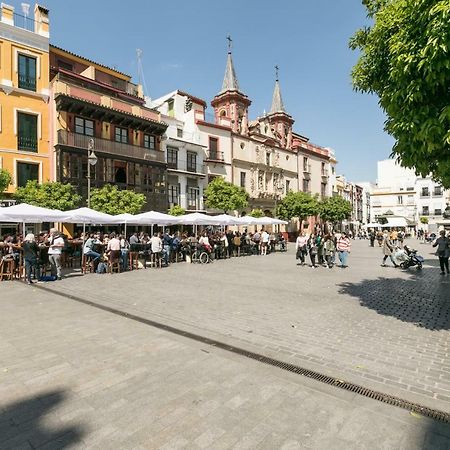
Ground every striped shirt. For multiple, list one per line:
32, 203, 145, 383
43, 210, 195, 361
337, 237, 351, 252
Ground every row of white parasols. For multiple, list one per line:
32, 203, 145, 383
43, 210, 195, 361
0, 203, 288, 227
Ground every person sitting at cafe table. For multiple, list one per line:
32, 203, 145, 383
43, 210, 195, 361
83, 233, 102, 265
106, 233, 121, 254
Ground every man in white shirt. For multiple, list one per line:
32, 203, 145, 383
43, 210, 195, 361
261, 229, 270, 255
47, 228, 65, 280
106, 233, 121, 252
150, 233, 162, 254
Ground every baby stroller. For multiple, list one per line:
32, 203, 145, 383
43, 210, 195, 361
395, 245, 424, 270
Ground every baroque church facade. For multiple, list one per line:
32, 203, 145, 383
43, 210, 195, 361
153, 42, 337, 223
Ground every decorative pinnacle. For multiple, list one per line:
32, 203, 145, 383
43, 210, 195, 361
275, 65, 279, 81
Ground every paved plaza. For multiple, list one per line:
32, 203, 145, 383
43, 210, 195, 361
1, 239, 450, 448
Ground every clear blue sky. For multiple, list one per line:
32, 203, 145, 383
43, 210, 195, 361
25, 0, 394, 182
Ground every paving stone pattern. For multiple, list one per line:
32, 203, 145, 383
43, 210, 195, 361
1, 283, 450, 448
38, 239, 450, 414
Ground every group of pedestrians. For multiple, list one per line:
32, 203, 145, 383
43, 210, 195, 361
295, 231, 352, 269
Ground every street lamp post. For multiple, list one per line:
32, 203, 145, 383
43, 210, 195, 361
87, 138, 98, 208
274, 175, 284, 232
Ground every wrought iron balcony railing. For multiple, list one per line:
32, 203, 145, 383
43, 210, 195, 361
205, 150, 224, 161
18, 74, 36, 91
18, 135, 37, 152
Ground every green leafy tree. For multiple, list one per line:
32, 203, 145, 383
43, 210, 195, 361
277, 191, 319, 227
0, 168, 12, 198
420, 216, 429, 224
248, 208, 264, 218
319, 196, 353, 224
204, 177, 249, 213
350, 0, 450, 187
168, 204, 185, 216
14, 181, 81, 210
90, 184, 145, 215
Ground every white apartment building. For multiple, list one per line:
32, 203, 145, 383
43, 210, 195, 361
367, 159, 449, 226
150, 91, 208, 212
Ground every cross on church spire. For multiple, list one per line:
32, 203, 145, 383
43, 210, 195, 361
227, 35, 233, 53
270, 65, 286, 114
219, 35, 240, 93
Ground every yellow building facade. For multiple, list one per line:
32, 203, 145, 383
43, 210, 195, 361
0, 3, 50, 200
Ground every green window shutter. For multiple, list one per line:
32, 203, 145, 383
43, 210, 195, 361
18, 113, 38, 152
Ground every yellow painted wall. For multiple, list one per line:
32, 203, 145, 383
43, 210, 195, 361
0, 34, 51, 195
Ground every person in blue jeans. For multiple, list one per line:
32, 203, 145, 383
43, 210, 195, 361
119, 234, 129, 270
83, 233, 101, 266
162, 231, 173, 265
336, 233, 351, 268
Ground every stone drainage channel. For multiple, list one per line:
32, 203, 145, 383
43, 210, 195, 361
35, 283, 450, 425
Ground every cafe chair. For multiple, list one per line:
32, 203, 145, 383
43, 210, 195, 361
108, 250, 121, 274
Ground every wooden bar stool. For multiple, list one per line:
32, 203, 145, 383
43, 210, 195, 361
81, 255, 95, 274
129, 252, 139, 270
150, 252, 162, 268
0, 258, 15, 281
108, 250, 121, 274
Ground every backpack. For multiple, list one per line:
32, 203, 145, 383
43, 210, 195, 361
97, 262, 107, 274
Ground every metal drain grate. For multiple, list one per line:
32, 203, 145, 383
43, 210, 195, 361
36, 284, 450, 424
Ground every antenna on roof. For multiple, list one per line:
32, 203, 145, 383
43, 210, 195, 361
136, 48, 149, 98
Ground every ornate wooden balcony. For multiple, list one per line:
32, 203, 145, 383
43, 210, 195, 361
57, 130, 165, 164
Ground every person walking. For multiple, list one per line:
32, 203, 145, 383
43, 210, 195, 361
369, 230, 376, 247
22, 233, 40, 284
432, 230, 450, 275
47, 228, 65, 280
336, 232, 351, 268
323, 234, 336, 269
295, 232, 308, 266
308, 234, 318, 268
381, 231, 398, 267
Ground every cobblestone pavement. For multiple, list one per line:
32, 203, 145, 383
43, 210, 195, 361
36, 239, 450, 415
1, 284, 450, 449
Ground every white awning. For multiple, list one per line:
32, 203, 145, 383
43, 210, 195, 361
386, 217, 408, 227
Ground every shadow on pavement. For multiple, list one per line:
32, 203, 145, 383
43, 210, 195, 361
338, 262, 450, 331
0, 390, 85, 449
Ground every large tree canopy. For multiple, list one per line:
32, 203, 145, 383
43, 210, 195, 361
204, 177, 249, 213
277, 191, 319, 222
350, 0, 450, 187
319, 196, 353, 224
14, 181, 81, 210
90, 184, 146, 215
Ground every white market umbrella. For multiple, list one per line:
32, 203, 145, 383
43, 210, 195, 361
234, 216, 259, 226
133, 211, 179, 226
64, 207, 117, 251
270, 218, 288, 225
1, 203, 70, 223
112, 213, 137, 237
213, 214, 241, 226
176, 213, 222, 226
64, 207, 116, 225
